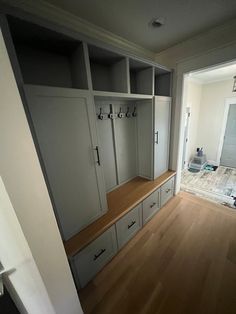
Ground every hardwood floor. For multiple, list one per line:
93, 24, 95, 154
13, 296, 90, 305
79, 192, 236, 314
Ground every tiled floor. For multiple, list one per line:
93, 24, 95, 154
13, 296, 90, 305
181, 166, 236, 208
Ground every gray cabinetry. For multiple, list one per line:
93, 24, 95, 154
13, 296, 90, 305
5, 15, 174, 250
70, 174, 175, 288
160, 177, 175, 207
71, 225, 117, 288
116, 204, 142, 249
154, 96, 171, 179
25, 86, 107, 240
136, 100, 154, 180
142, 189, 160, 225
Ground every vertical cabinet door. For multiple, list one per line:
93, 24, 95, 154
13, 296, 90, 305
24, 85, 107, 240
154, 96, 171, 179
136, 100, 153, 180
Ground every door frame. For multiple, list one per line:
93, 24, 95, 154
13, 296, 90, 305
182, 106, 191, 169
216, 97, 236, 165
171, 53, 236, 193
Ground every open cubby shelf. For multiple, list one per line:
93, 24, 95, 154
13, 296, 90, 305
129, 59, 153, 95
154, 67, 171, 97
7, 16, 172, 96
8, 16, 89, 89
88, 45, 128, 93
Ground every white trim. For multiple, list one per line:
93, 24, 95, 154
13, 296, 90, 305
189, 76, 233, 85
182, 106, 191, 169
216, 97, 236, 165
207, 159, 218, 166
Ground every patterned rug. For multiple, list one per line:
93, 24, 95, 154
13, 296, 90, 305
181, 166, 236, 208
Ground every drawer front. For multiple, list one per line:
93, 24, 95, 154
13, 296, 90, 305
72, 225, 117, 288
142, 189, 160, 225
160, 177, 175, 207
116, 204, 142, 249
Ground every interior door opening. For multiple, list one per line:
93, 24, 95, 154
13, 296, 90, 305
180, 61, 236, 209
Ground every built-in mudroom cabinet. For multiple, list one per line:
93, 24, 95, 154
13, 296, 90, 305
4, 14, 176, 289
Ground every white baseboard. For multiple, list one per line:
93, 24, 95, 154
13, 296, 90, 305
207, 160, 219, 166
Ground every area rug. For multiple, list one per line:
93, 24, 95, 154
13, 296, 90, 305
181, 166, 236, 208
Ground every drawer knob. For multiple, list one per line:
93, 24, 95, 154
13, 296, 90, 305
128, 221, 136, 229
150, 202, 156, 208
166, 188, 171, 193
93, 248, 106, 261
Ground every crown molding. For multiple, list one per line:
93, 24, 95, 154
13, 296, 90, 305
190, 76, 232, 85
1, 0, 155, 61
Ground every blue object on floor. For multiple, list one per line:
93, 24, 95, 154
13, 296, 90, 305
188, 168, 200, 173
204, 164, 218, 171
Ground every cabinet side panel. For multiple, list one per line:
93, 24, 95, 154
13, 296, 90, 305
137, 101, 153, 179
154, 97, 171, 178
114, 102, 137, 184
95, 102, 118, 191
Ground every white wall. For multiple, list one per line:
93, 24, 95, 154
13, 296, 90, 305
196, 79, 235, 163
184, 80, 202, 163
185, 79, 235, 165
0, 29, 83, 314
0, 177, 55, 314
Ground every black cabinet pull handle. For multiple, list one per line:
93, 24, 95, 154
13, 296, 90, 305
166, 188, 171, 193
150, 202, 156, 208
93, 248, 106, 261
95, 146, 101, 165
155, 131, 159, 144
128, 221, 136, 229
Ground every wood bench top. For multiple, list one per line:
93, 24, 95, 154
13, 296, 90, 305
64, 170, 176, 256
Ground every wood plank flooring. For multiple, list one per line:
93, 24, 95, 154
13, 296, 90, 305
79, 191, 236, 314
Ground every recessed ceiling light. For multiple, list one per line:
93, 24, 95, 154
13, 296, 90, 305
150, 17, 165, 28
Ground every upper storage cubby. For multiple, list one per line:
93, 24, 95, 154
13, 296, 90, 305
7, 16, 88, 89
129, 59, 153, 95
154, 67, 171, 96
88, 45, 128, 93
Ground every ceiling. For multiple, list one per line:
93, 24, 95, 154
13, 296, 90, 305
189, 62, 236, 84
45, 0, 236, 52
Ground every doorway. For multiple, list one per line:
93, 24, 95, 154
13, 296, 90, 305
221, 104, 236, 167
180, 62, 236, 208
